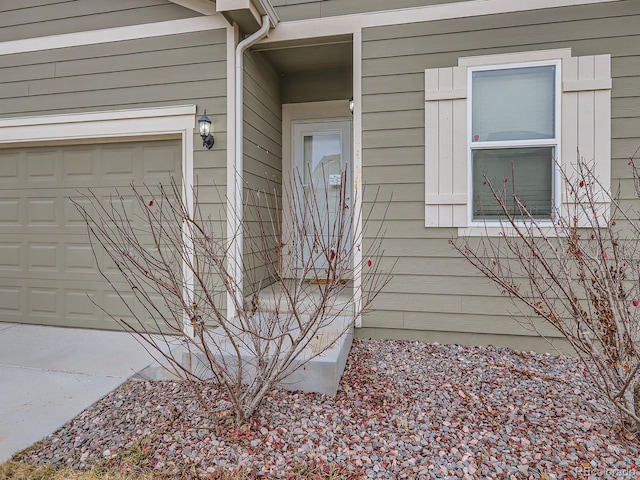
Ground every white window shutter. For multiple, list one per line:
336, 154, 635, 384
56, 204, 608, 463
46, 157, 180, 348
425, 66, 468, 227
561, 54, 612, 226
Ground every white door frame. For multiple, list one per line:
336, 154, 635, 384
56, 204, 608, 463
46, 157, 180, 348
282, 101, 353, 279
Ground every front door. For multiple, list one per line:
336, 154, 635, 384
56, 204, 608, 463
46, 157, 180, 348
292, 120, 352, 274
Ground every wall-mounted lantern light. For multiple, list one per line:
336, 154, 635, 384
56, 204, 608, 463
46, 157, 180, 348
349, 97, 354, 115
198, 110, 214, 149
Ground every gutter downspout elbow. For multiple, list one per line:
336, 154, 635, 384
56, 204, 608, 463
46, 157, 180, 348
233, 15, 271, 307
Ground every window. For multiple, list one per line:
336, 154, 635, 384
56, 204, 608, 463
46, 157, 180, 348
469, 62, 559, 220
424, 49, 611, 234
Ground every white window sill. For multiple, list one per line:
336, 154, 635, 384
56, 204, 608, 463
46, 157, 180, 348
458, 224, 559, 237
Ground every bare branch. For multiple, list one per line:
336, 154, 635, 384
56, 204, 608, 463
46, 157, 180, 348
452, 152, 640, 431
74, 169, 393, 425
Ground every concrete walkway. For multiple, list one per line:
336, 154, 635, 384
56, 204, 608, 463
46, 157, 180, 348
0, 323, 162, 462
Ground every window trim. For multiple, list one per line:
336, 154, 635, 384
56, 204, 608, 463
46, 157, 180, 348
466, 59, 562, 227
425, 48, 611, 236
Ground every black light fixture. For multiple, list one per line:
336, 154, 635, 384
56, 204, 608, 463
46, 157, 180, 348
198, 110, 214, 149
349, 97, 354, 114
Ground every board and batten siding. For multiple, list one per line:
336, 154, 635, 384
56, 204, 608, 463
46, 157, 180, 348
0, 0, 199, 43
242, 49, 283, 293
271, 0, 467, 22
359, 1, 640, 349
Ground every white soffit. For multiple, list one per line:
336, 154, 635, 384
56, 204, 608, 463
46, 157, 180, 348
169, 0, 218, 16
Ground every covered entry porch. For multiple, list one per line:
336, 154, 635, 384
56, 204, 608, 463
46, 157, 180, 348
219, 16, 362, 395
233, 32, 360, 311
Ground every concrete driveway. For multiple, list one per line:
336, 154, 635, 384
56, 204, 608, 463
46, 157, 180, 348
0, 322, 167, 462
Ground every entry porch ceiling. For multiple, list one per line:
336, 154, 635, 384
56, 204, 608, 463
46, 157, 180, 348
254, 37, 353, 75
168, 0, 350, 76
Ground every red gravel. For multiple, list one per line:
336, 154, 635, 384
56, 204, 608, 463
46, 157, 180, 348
21, 339, 640, 479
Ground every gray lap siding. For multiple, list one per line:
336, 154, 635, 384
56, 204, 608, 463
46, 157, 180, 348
0, 0, 198, 43
359, 1, 640, 345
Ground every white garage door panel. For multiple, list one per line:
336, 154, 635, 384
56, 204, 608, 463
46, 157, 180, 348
0, 140, 182, 330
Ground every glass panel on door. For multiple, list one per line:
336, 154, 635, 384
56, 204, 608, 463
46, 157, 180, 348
293, 121, 352, 274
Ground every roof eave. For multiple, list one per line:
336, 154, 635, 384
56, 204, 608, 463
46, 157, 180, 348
216, 0, 279, 33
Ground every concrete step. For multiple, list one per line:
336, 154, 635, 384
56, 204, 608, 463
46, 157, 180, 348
185, 314, 353, 396
136, 281, 355, 395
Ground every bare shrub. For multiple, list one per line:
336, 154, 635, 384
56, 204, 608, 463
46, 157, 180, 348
73, 169, 392, 425
451, 153, 640, 430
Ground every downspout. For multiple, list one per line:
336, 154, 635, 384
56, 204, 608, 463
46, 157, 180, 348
232, 15, 271, 309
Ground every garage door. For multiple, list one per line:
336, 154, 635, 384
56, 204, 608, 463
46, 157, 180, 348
0, 140, 182, 330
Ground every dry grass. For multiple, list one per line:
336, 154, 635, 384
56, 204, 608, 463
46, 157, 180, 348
2, 439, 356, 479
0, 461, 155, 480
0, 460, 356, 479
0, 461, 259, 480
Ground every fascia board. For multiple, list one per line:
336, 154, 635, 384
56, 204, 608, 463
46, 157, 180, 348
362, 0, 621, 28
259, 0, 620, 44
0, 16, 226, 56
217, 0, 251, 10
254, 0, 280, 27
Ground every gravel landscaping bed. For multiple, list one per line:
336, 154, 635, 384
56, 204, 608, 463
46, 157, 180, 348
20, 339, 640, 479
